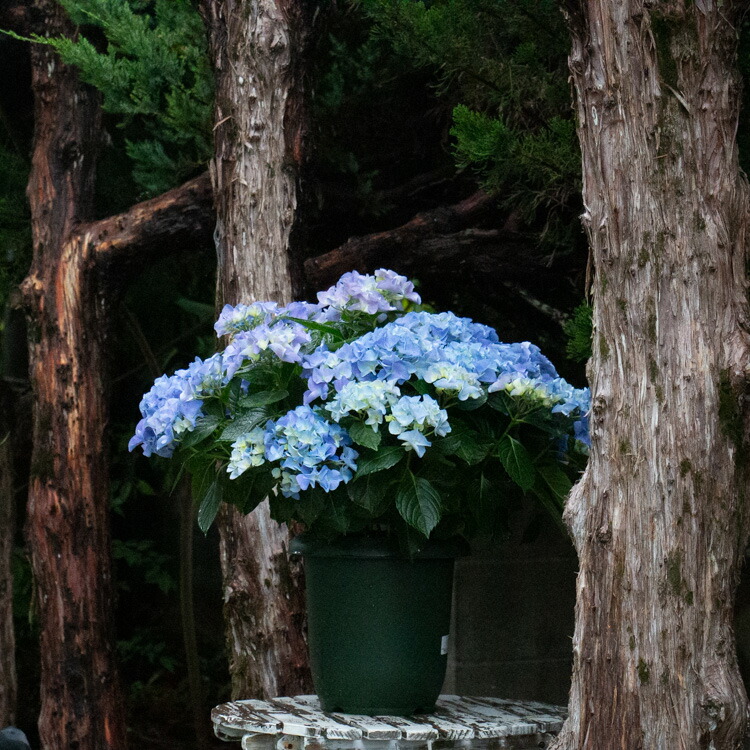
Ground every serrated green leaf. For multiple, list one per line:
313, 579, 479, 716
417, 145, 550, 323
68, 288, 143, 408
240, 389, 288, 408
296, 487, 327, 526
219, 409, 269, 441
538, 463, 573, 503
197, 478, 223, 534
175, 296, 215, 320
283, 317, 345, 340
411, 380, 431, 395
521, 408, 564, 435
347, 473, 391, 513
497, 435, 535, 490
348, 421, 382, 451
189, 458, 214, 504
317, 495, 351, 534
354, 446, 405, 477
180, 415, 220, 447
487, 391, 512, 415
454, 391, 488, 410
435, 423, 491, 465
530, 486, 568, 534
395, 473, 442, 537
469, 471, 499, 527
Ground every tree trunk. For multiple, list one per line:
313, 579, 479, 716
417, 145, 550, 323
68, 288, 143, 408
0, 380, 17, 727
552, 0, 750, 747
21, 4, 127, 748
201, 0, 313, 698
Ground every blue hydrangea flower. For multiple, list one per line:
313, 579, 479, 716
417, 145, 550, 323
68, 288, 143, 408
230, 406, 359, 498
387, 395, 451, 457
423, 363, 484, 401
129, 353, 228, 458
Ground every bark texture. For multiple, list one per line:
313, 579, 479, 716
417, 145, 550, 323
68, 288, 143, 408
552, 0, 750, 747
304, 191, 499, 289
20, 6, 216, 742
201, 0, 313, 698
21, 4, 127, 747
0, 381, 17, 726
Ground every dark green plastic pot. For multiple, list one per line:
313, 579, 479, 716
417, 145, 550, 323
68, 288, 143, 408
291, 534, 465, 716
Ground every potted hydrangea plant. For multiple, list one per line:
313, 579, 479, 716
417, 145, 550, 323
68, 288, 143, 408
129, 269, 589, 715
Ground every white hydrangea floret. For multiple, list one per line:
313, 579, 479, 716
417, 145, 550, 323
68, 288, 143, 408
325, 380, 402, 427
227, 427, 266, 479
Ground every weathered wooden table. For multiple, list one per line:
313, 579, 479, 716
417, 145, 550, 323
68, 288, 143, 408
211, 695, 566, 750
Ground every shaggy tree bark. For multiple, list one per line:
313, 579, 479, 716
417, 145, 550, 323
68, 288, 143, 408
552, 0, 750, 747
201, 0, 313, 698
20, 6, 214, 742
21, 6, 127, 748
0, 380, 17, 726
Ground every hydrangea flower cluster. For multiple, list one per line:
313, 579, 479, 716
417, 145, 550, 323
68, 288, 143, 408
324, 382, 451, 456
317, 268, 420, 317
128, 353, 226, 458
129, 268, 590, 538
228, 406, 358, 498
386, 395, 451, 457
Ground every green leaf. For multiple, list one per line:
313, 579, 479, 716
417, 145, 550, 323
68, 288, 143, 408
348, 421, 382, 451
317, 494, 352, 534
180, 415, 220, 447
240, 389, 288, 408
175, 296, 215, 320
454, 392, 488, 410
283, 317, 345, 340
488, 391, 512, 415
469, 471, 499, 527
435, 423, 491, 465
395, 473, 442, 537
295, 487, 328, 526
222, 470, 262, 514
521, 408, 565, 435
355, 446, 405, 477
538, 463, 573, 504
197, 478, 223, 534
411, 380, 431, 395
219, 409, 269, 442
530, 486, 568, 535
188, 457, 214, 503
347, 473, 391, 514
497, 435, 535, 490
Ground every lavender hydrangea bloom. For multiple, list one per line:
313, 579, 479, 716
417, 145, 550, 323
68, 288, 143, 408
316, 268, 420, 316
214, 301, 281, 338
222, 320, 313, 377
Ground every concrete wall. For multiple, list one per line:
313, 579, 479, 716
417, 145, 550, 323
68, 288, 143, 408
446, 515, 750, 710
444, 510, 578, 706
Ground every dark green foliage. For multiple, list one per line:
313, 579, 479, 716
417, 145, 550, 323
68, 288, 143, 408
46, 0, 213, 196
563, 303, 593, 363
359, 0, 581, 251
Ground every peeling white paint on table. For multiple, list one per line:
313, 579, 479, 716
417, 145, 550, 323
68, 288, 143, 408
211, 696, 566, 750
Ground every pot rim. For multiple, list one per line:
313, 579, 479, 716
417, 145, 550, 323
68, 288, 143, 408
290, 532, 469, 559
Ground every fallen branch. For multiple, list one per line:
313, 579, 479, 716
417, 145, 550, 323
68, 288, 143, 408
88, 171, 214, 276
304, 190, 544, 293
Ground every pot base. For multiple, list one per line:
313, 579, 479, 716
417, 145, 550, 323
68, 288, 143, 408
294, 535, 460, 717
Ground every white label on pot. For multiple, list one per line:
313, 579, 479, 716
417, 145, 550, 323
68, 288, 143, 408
441, 635, 449, 655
